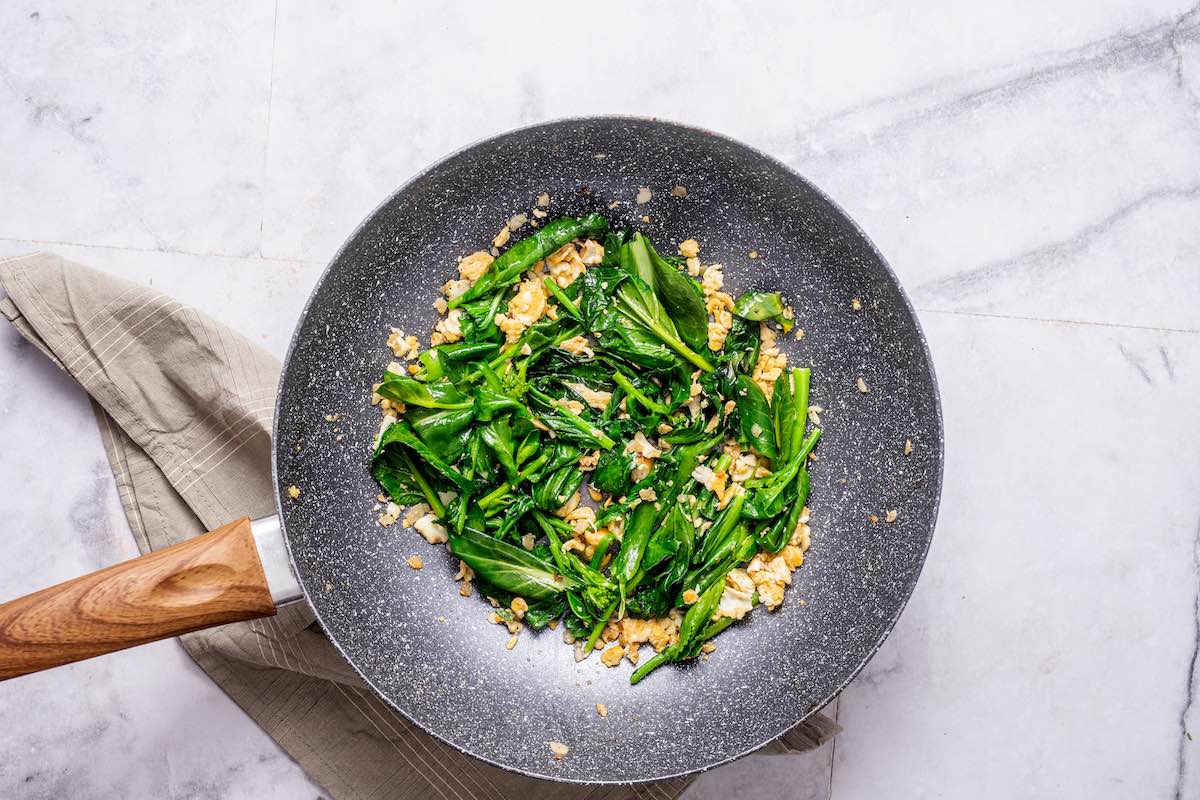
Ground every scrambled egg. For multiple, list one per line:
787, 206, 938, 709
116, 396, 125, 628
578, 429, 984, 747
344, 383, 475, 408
454, 560, 475, 597
495, 274, 548, 343
441, 277, 472, 300
587, 612, 685, 667
413, 513, 448, 544
715, 568, 756, 620
430, 308, 464, 346
752, 323, 788, 400
386, 328, 419, 359
713, 514, 812, 616
558, 335, 595, 358
626, 431, 662, 483
700, 265, 735, 351
546, 242, 587, 287
625, 431, 662, 459
578, 239, 604, 265
746, 551, 792, 610
566, 382, 612, 411
457, 250, 494, 283
600, 644, 625, 666
401, 503, 431, 528
690, 463, 731, 505
731, 451, 759, 482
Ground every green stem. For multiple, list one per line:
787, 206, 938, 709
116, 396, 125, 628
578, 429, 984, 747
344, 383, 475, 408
400, 451, 445, 518
697, 492, 747, 564
784, 367, 810, 463
583, 599, 619, 655
698, 617, 734, 641
476, 449, 554, 511
533, 511, 574, 576
589, 533, 614, 570
612, 371, 668, 414
644, 318, 713, 372
533, 390, 615, 449
630, 646, 675, 684
517, 450, 552, 481
542, 277, 582, 319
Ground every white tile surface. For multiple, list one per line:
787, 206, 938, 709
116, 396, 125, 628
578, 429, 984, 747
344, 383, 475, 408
832, 314, 1200, 798
1, 1, 1199, 798
0, 2, 274, 256
259, 0, 1194, 265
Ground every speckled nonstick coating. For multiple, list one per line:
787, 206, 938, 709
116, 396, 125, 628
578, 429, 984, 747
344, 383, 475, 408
272, 117, 943, 784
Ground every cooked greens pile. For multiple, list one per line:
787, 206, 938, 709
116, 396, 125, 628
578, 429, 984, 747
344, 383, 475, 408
371, 215, 820, 683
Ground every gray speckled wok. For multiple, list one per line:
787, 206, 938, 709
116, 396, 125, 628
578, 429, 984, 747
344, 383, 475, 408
0, 118, 942, 784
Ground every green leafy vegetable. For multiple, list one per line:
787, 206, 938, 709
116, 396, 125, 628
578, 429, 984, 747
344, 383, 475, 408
733, 290, 793, 332
733, 291, 785, 321
612, 273, 715, 372
448, 527, 578, 600
643, 235, 709, 352
368, 216, 822, 684
377, 373, 471, 409
450, 214, 609, 308
735, 375, 777, 458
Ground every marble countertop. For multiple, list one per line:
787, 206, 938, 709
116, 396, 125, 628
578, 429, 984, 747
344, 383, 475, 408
2, 2, 1199, 798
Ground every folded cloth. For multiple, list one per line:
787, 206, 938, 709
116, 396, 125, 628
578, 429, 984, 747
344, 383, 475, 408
0, 252, 839, 800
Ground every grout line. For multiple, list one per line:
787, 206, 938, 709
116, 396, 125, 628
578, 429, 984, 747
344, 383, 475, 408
913, 306, 1200, 336
259, 0, 280, 258
0, 235, 325, 269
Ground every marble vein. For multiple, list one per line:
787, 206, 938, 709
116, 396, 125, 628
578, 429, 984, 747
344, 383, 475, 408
911, 184, 1200, 328
1118, 343, 1157, 384
792, 2, 1200, 158
1175, 515, 1200, 800
1169, 4, 1200, 113
1160, 346, 1177, 380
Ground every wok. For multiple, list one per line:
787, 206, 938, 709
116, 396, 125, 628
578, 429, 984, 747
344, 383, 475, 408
0, 117, 942, 784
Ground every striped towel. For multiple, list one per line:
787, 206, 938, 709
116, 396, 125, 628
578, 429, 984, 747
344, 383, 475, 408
0, 252, 838, 800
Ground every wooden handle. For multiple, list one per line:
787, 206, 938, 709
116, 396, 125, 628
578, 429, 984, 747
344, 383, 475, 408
0, 518, 276, 680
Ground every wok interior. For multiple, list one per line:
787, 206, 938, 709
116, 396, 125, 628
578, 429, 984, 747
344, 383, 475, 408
274, 119, 941, 783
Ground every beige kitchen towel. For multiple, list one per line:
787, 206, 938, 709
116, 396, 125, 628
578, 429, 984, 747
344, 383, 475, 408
0, 252, 839, 800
